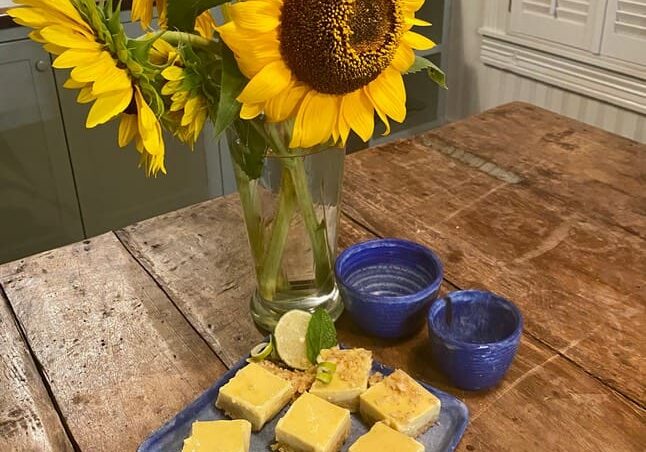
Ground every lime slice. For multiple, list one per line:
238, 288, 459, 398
274, 310, 313, 370
248, 341, 273, 362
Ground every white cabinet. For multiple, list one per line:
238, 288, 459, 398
601, 0, 646, 65
510, 0, 607, 51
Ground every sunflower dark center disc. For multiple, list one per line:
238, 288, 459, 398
280, 0, 403, 95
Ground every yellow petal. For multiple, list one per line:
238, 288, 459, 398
264, 83, 308, 122
337, 97, 351, 146
342, 90, 375, 142
161, 80, 182, 96
192, 108, 207, 143
77, 85, 96, 104
40, 25, 101, 50
367, 69, 406, 123
15, 0, 90, 30
391, 44, 415, 73
402, 0, 424, 14
237, 60, 291, 104
161, 65, 184, 81
194, 10, 216, 39
181, 97, 200, 126
228, 1, 280, 32
402, 31, 436, 51
52, 48, 102, 69
43, 43, 67, 55
405, 16, 432, 27
131, 0, 154, 28
240, 103, 263, 120
91, 66, 131, 96
290, 91, 338, 149
366, 87, 391, 135
86, 88, 132, 128
63, 77, 87, 89
118, 114, 138, 147
134, 87, 165, 167
70, 51, 116, 83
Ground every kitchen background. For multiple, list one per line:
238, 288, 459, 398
1, 0, 644, 264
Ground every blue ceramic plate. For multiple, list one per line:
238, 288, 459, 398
138, 357, 469, 452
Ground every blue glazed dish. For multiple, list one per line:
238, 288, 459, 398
427, 290, 523, 391
138, 354, 469, 452
335, 238, 444, 339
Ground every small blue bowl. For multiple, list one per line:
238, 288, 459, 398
428, 290, 523, 391
335, 238, 444, 339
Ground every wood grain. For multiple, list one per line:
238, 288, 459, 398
117, 195, 376, 368
340, 283, 646, 452
342, 104, 646, 405
0, 234, 227, 451
0, 291, 73, 452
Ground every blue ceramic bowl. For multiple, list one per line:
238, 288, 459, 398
428, 290, 523, 391
335, 238, 444, 339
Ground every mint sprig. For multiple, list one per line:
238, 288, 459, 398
306, 308, 337, 364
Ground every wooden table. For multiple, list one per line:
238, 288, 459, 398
1, 102, 644, 451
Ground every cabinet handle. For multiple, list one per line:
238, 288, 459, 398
35, 60, 49, 72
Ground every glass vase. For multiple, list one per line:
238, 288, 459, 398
226, 125, 345, 332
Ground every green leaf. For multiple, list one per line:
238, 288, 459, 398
167, 0, 228, 32
305, 308, 337, 364
230, 119, 267, 181
407, 56, 447, 89
213, 44, 246, 137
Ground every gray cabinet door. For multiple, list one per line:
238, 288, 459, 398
0, 40, 84, 264
55, 21, 211, 237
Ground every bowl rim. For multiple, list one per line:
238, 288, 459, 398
427, 289, 524, 348
334, 238, 444, 304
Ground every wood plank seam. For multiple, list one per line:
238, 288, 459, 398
0, 284, 81, 452
522, 327, 645, 410
112, 231, 231, 370
341, 211, 646, 411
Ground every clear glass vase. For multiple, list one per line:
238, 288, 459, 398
227, 125, 345, 332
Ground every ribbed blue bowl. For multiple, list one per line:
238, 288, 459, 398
428, 290, 523, 391
335, 238, 443, 339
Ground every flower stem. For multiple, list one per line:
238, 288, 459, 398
264, 125, 333, 288
258, 171, 297, 300
231, 161, 264, 268
159, 31, 219, 53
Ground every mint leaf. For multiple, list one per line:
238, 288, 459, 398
407, 56, 447, 89
306, 308, 337, 364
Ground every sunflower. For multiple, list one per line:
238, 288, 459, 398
217, 0, 435, 149
153, 39, 209, 147
132, 0, 216, 39
9, 0, 166, 175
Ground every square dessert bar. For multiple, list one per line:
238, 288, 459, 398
275, 392, 351, 452
310, 347, 372, 411
349, 422, 424, 452
182, 419, 251, 452
216, 362, 295, 431
359, 369, 441, 437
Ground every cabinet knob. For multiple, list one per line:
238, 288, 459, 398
35, 60, 49, 72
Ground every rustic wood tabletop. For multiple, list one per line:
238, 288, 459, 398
1, 102, 644, 451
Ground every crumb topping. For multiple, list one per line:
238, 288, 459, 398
319, 348, 372, 383
259, 361, 316, 396
368, 372, 384, 387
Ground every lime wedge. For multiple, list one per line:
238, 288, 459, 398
248, 341, 273, 362
274, 310, 313, 370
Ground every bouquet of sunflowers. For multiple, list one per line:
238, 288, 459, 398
9, 0, 445, 329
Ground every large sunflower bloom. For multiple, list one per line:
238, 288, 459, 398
9, 0, 166, 175
132, 0, 216, 39
217, 0, 435, 148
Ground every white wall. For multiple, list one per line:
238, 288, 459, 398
445, 0, 646, 143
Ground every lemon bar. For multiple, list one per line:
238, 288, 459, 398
349, 422, 424, 452
359, 369, 441, 437
216, 362, 295, 431
275, 392, 351, 452
182, 419, 251, 452
310, 348, 372, 411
